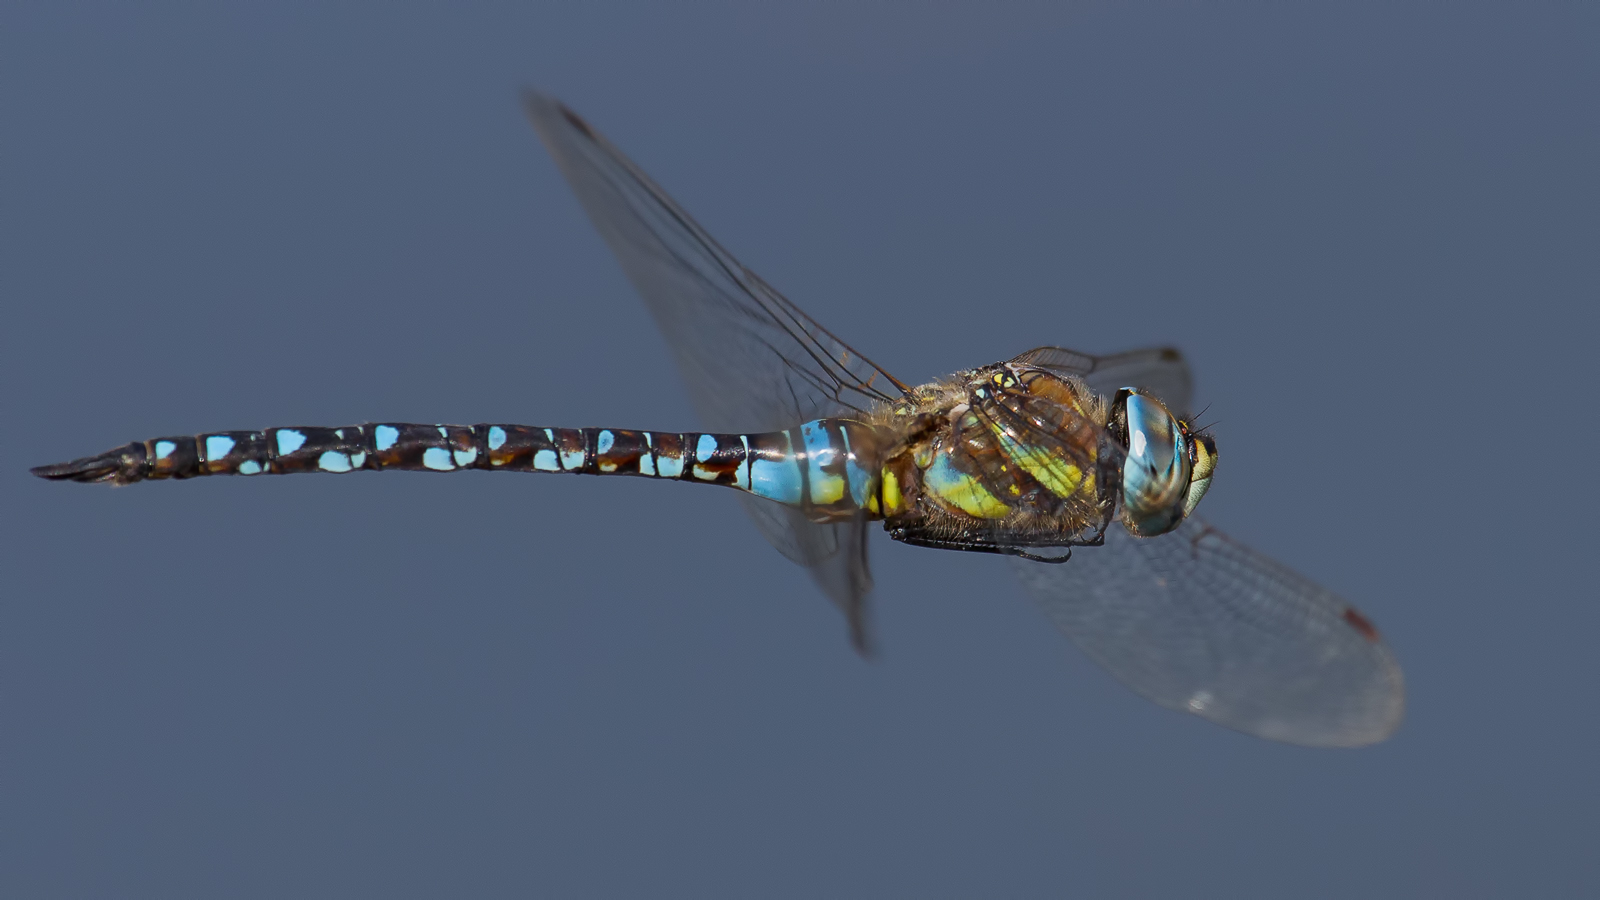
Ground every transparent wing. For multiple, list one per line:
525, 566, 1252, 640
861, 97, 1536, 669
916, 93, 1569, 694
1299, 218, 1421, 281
1011, 346, 1194, 419
524, 92, 908, 650
524, 92, 906, 430
1011, 517, 1404, 747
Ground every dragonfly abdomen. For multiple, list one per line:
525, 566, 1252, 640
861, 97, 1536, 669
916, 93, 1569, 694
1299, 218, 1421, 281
31, 419, 881, 521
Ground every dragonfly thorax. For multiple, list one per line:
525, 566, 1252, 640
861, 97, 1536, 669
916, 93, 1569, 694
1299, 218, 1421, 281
869, 364, 1116, 555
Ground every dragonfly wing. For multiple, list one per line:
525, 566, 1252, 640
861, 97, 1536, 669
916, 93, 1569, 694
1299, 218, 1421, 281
523, 92, 905, 431
1011, 346, 1194, 419
1011, 517, 1403, 746
739, 497, 875, 653
524, 92, 904, 645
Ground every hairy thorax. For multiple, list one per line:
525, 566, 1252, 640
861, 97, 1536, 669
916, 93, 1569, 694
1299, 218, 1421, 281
862, 363, 1114, 552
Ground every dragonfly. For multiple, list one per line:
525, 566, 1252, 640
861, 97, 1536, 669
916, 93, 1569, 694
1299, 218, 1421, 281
34, 93, 1403, 748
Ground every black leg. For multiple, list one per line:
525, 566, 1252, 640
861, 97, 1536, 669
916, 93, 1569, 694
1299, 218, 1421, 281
887, 524, 1106, 562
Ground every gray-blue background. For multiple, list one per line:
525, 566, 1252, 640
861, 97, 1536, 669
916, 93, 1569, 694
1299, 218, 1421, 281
6, 3, 1596, 897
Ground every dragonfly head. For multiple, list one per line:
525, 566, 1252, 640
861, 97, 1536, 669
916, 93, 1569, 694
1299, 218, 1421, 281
1110, 388, 1217, 537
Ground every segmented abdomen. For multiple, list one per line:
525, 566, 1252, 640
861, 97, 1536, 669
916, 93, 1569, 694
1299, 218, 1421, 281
32, 419, 882, 522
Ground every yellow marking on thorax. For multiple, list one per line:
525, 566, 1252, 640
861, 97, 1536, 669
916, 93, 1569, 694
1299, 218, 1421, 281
1001, 435, 1092, 501
876, 467, 904, 516
924, 453, 1011, 519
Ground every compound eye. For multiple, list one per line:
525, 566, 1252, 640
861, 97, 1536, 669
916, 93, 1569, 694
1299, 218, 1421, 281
1119, 391, 1193, 537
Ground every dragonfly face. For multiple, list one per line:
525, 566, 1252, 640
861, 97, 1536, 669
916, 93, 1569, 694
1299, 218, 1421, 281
1110, 389, 1218, 537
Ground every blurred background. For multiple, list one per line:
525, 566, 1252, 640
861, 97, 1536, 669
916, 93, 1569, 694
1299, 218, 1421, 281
4, 3, 1596, 897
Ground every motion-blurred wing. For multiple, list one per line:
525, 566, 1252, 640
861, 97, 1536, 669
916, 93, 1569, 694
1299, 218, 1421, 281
1012, 517, 1403, 747
524, 92, 907, 650
1011, 346, 1194, 419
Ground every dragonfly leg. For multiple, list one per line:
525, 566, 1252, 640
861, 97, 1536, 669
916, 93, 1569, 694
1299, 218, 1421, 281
887, 525, 1104, 562
1014, 548, 1075, 564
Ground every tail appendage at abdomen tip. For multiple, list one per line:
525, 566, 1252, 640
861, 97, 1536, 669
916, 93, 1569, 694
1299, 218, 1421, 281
32, 419, 883, 522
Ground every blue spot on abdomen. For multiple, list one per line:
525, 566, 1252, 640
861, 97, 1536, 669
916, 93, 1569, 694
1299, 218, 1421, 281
422, 447, 454, 471
275, 430, 306, 455
318, 451, 353, 473
749, 457, 803, 504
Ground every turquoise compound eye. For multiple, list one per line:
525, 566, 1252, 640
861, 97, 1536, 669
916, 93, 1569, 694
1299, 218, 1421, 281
1118, 391, 1193, 537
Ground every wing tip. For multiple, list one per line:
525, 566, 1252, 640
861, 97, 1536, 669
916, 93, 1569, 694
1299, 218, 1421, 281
519, 89, 596, 142
1253, 658, 1407, 749
1341, 606, 1382, 643
847, 611, 877, 660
